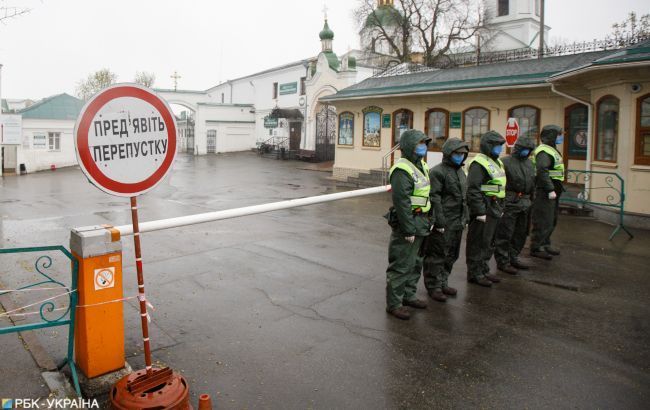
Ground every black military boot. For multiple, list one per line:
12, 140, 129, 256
485, 273, 501, 283
510, 258, 530, 270
404, 298, 427, 309
498, 264, 519, 275
428, 289, 447, 303
468, 276, 492, 287
386, 306, 410, 320
544, 246, 561, 256
530, 249, 553, 260
442, 286, 458, 296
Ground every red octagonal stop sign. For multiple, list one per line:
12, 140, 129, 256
505, 118, 520, 147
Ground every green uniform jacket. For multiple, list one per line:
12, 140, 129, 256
429, 140, 469, 230
535, 133, 564, 194
502, 152, 535, 210
390, 132, 432, 237
466, 133, 506, 218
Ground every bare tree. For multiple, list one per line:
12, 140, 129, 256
134, 71, 156, 88
355, 0, 484, 66
0, 1, 30, 24
611, 12, 650, 43
76, 69, 117, 100
355, 0, 412, 63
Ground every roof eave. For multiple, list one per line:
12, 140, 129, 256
321, 82, 551, 102
548, 60, 650, 82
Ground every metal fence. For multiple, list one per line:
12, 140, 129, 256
561, 170, 634, 241
0, 246, 81, 395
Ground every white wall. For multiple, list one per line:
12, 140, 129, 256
18, 118, 76, 173
195, 104, 255, 154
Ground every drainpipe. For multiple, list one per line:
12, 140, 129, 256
302, 61, 310, 151
549, 82, 593, 196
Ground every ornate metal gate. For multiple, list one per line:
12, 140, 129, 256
315, 105, 336, 162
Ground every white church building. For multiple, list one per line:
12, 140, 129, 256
156, 15, 381, 161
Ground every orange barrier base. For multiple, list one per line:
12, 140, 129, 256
74, 250, 125, 378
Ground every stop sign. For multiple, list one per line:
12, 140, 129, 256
505, 118, 520, 147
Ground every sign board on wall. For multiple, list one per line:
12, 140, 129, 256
0, 114, 23, 145
74, 84, 177, 197
264, 116, 278, 128
33, 134, 47, 149
382, 114, 391, 128
450, 112, 462, 129
279, 82, 298, 95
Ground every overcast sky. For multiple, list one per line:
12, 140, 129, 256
1, 0, 648, 100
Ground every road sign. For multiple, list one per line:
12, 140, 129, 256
94, 267, 115, 290
505, 117, 520, 147
74, 84, 177, 197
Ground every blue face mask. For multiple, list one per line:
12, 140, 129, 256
519, 148, 531, 157
451, 153, 465, 165
491, 145, 503, 156
414, 143, 428, 157
556, 134, 564, 145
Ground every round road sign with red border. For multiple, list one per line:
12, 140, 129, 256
74, 84, 177, 197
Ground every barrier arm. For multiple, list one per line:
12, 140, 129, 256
114, 185, 392, 236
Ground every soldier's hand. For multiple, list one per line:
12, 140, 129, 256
476, 215, 487, 223
548, 191, 558, 200
404, 235, 415, 243
436, 227, 445, 234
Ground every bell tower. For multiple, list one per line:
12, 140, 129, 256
482, 0, 549, 52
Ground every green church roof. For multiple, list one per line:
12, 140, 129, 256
17, 93, 84, 121
323, 51, 340, 71
364, 5, 403, 29
319, 20, 334, 40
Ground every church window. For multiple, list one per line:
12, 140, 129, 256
498, 0, 509, 16
272, 82, 278, 99
463, 107, 490, 152
338, 112, 354, 146
595, 96, 619, 162
635, 94, 650, 165
362, 107, 382, 147
300, 77, 306, 96
425, 109, 449, 151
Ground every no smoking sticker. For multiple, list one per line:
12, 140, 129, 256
94, 267, 115, 290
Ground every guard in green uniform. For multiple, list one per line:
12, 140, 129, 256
530, 125, 565, 259
422, 138, 469, 302
385, 130, 432, 320
465, 131, 507, 287
494, 136, 537, 274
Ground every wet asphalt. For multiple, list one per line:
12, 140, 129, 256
1, 152, 649, 409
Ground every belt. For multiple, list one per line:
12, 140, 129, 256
506, 191, 531, 199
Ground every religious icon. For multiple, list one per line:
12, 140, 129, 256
339, 113, 354, 145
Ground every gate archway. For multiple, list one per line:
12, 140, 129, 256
315, 104, 336, 162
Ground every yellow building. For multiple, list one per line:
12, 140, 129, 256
322, 40, 650, 228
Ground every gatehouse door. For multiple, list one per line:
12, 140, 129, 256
315, 105, 336, 162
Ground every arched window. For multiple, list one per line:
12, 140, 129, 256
595, 96, 619, 162
338, 112, 354, 146
362, 106, 382, 147
463, 107, 490, 152
392, 109, 413, 147
564, 103, 588, 160
635, 93, 650, 165
508, 105, 540, 142
425, 108, 449, 151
